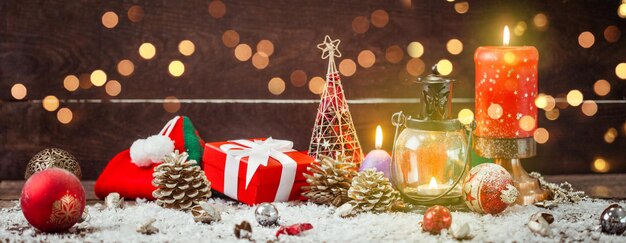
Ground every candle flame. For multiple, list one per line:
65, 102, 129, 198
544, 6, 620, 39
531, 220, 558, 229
429, 177, 438, 189
503, 26, 510, 46
375, 125, 383, 149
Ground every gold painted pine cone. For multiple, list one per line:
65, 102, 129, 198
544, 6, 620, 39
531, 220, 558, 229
301, 155, 357, 207
347, 169, 400, 213
152, 151, 211, 210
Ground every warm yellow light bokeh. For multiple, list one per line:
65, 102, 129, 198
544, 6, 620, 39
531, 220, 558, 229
616, 63, 626, 79
592, 158, 609, 173
268, 77, 286, 95
234, 44, 252, 61
581, 100, 598, 116
533, 128, 549, 144
178, 40, 195, 56
64, 75, 79, 92
457, 109, 474, 125
519, 115, 536, 132
102, 11, 119, 29
139, 43, 156, 60
407, 42, 424, 58
436, 59, 453, 76
566, 90, 584, 106
105, 80, 122, 96
11, 83, 27, 100
222, 30, 240, 48
578, 31, 595, 48
385, 45, 404, 64
446, 39, 463, 55
168, 60, 185, 77
252, 52, 269, 69
352, 16, 370, 34
454, 2, 469, 14
117, 59, 135, 76
487, 103, 503, 119
619, 3, 626, 18
257, 40, 274, 56
339, 59, 357, 77
371, 9, 389, 28
357, 50, 376, 68
406, 58, 425, 77
545, 109, 560, 121
533, 13, 548, 30
308, 77, 325, 95
604, 128, 618, 143
57, 107, 73, 124
163, 96, 181, 113
593, 79, 611, 96
43, 95, 60, 112
90, 70, 107, 86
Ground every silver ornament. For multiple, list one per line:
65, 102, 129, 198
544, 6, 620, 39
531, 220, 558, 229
255, 203, 279, 226
600, 204, 626, 235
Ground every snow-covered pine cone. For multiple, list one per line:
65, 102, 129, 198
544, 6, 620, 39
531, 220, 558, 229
152, 151, 211, 210
301, 155, 357, 207
348, 169, 399, 213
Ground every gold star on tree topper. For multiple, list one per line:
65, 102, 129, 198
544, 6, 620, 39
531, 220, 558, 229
317, 35, 342, 60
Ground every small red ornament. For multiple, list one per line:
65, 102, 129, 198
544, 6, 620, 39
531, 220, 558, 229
275, 223, 314, 237
422, 205, 452, 234
20, 168, 85, 232
462, 163, 518, 214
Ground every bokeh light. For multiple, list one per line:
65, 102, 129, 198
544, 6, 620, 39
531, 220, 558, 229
566, 90, 583, 106
534, 93, 547, 109
139, 43, 156, 60
102, 11, 119, 29
308, 77, 325, 95
386, 45, 404, 64
604, 25, 621, 43
371, 9, 389, 28
457, 108, 474, 125
268, 77, 285, 95
352, 16, 370, 34
42, 95, 60, 111
533, 13, 548, 30
357, 50, 376, 68
581, 100, 598, 116
168, 60, 185, 77
556, 93, 569, 109
514, 21, 527, 36
257, 40, 274, 56
519, 115, 536, 132
117, 59, 134, 76
436, 59, 453, 76
234, 44, 252, 61
545, 109, 560, 121
208, 0, 226, 18
446, 39, 463, 55
619, 3, 626, 18
487, 103, 503, 119
57, 108, 73, 124
105, 80, 122, 96
339, 59, 357, 77
593, 79, 611, 96
407, 42, 424, 58
178, 40, 195, 56
533, 128, 549, 144
578, 31, 595, 48
64, 75, 79, 92
252, 52, 269, 69
79, 73, 92, 89
127, 5, 144, 23
90, 70, 107, 86
163, 96, 181, 113
454, 2, 469, 14
592, 158, 610, 173
222, 30, 240, 48
11, 83, 27, 100
290, 70, 307, 87
616, 63, 626, 79
406, 58, 425, 76
604, 128, 618, 143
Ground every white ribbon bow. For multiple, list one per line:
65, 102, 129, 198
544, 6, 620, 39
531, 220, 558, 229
219, 138, 297, 202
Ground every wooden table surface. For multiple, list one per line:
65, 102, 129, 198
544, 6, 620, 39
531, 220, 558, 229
1, 174, 625, 208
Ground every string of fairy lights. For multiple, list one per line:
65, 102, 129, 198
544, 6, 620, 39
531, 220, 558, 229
5, 0, 626, 172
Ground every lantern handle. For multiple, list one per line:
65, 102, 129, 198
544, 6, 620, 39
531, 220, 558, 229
390, 111, 407, 165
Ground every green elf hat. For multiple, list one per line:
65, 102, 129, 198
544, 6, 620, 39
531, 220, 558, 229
130, 116, 205, 167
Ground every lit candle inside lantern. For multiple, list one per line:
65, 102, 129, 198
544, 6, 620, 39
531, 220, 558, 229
359, 125, 392, 179
474, 26, 538, 139
416, 177, 452, 196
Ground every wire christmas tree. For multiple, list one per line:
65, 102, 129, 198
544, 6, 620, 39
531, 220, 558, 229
308, 35, 363, 165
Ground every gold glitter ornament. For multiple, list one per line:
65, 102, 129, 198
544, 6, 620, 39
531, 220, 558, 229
25, 148, 81, 179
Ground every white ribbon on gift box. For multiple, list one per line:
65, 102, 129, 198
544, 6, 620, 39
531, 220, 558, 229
219, 138, 297, 202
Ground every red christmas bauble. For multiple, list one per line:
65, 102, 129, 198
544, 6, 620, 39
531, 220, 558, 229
422, 205, 452, 234
462, 163, 518, 214
20, 168, 85, 232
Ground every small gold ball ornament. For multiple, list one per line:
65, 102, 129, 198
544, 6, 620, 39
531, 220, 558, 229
25, 148, 81, 179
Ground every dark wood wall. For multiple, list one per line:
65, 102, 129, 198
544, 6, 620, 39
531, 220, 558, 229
1, 0, 625, 179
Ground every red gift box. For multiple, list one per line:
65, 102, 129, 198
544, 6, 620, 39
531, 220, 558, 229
203, 138, 313, 205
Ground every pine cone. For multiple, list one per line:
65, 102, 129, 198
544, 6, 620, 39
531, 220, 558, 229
152, 151, 211, 210
348, 169, 399, 213
301, 155, 356, 207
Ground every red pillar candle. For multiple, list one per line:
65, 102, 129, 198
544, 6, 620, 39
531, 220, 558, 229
474, 26, 538, 138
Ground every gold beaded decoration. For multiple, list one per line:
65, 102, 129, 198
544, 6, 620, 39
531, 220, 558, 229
25, 148, 81, 179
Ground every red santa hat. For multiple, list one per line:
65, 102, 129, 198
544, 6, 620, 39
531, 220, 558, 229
94, 116, 205, 200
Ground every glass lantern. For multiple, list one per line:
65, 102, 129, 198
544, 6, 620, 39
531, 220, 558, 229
390, 66, 473, 206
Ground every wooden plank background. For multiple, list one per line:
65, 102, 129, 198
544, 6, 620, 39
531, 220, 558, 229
0, 0, 625, 179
